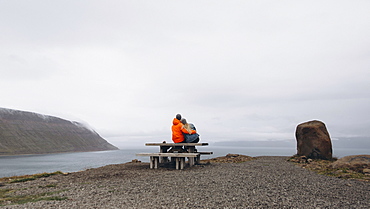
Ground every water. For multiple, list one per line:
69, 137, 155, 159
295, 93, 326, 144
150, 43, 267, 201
0, 146, 368, 178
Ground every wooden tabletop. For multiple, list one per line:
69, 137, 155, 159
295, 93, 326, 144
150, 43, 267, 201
145, 143, 208, 146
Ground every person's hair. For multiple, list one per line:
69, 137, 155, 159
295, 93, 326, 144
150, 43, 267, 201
176, 114, 181, 120
181, 118, 192, 133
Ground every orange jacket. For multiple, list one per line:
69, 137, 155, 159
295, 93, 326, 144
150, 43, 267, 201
171, 118, 196, 143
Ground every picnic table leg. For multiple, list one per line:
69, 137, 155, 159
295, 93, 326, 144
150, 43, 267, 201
175, 157, 180, 170
175, 157, 185, 170
189, 157, 194, 166
196, 156, 200, 164
150, 156, 154, 169
187, 146, 196, 166
154, 157, 159, 169
150, 156, 159, 169
180, 157, 185, 169
170, 150, 179, 164
187, 146, 195, 153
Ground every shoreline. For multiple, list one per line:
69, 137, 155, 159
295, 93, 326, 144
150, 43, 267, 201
1, 155, 369, 208
0, 148, 120, 157
1, 151, 368, 179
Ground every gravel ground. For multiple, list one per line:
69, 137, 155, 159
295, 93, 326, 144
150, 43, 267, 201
1, 156, 369, 208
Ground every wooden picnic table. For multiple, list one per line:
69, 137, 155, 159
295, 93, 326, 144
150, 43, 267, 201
146, 142, 210, 165
136, 153, 200, 169
136, 142, 212, 170
146, 142, 209, 152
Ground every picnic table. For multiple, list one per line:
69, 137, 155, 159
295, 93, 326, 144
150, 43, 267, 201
136, 142, 213, 170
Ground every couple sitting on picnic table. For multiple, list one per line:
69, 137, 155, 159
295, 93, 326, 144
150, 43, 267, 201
170, 114, 200, 152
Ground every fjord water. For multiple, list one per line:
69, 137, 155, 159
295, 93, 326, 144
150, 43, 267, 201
0, 146, 368, 178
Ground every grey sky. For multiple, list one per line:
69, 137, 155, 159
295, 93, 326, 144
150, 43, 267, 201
1, 1, 370, 147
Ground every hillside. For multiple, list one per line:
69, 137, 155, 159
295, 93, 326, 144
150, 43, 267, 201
0, 108, 118, 155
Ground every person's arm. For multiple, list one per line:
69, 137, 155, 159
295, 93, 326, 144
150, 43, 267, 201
181, 128, 196, 134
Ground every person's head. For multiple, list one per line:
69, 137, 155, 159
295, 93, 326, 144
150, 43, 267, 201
181, 118, 192, 133
181, 118, 187, 124
176, 114, 182, 120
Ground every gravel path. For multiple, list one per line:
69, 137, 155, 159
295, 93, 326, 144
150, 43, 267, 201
2, 156, 369, 208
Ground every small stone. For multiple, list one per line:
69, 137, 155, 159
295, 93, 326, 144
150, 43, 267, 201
363, 168, 370, 174
226, 154, 239, 158
333, 170, 343, 175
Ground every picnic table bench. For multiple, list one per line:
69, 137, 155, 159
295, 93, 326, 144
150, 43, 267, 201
136, 142, 213, 170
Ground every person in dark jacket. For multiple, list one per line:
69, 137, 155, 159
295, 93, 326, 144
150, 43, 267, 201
181, 118, 200, 143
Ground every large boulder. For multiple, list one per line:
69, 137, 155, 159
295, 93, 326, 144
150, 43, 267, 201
295, 120, 333, 159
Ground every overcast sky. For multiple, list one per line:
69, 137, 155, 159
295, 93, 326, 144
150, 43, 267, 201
1, 1, 370, 147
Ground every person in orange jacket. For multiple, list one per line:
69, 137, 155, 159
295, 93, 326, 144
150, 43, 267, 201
171, 114, 196, 143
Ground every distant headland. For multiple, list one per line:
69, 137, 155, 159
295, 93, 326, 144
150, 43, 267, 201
0, 108, 118, 156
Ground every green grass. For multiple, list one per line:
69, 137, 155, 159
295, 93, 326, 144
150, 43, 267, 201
314, 167, 368, 179
0, 171, 68, 206
0, 189, 12, 197
288, 156, 370, 181
0, 188, 67, 206
0, 171, 64, 183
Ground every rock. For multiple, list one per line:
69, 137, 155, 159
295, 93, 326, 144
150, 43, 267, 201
296, 155, 308, 163
338, 173, 352, 179
226, 154, 240, 158
331, 155, 370, 173
295, 120, 333, 159
363, 168, 370, 174
201, 154, 255, 163
287, 155, 308, 163
333, 170, 344, 175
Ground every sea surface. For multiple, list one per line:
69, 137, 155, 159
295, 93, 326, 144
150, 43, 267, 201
0, 146, 369, 178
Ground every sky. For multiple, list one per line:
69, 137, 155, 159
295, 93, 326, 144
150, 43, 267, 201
1, 0, 370, 148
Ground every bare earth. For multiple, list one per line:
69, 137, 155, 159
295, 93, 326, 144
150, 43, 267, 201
1, 156, 369, 208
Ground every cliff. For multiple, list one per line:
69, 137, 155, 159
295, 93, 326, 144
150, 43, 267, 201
0, 108, 118, 155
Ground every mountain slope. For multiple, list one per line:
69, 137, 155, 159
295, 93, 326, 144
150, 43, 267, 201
0, 108, 118, 155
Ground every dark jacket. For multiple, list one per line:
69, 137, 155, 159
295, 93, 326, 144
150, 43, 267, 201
184, 123, 200, 143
